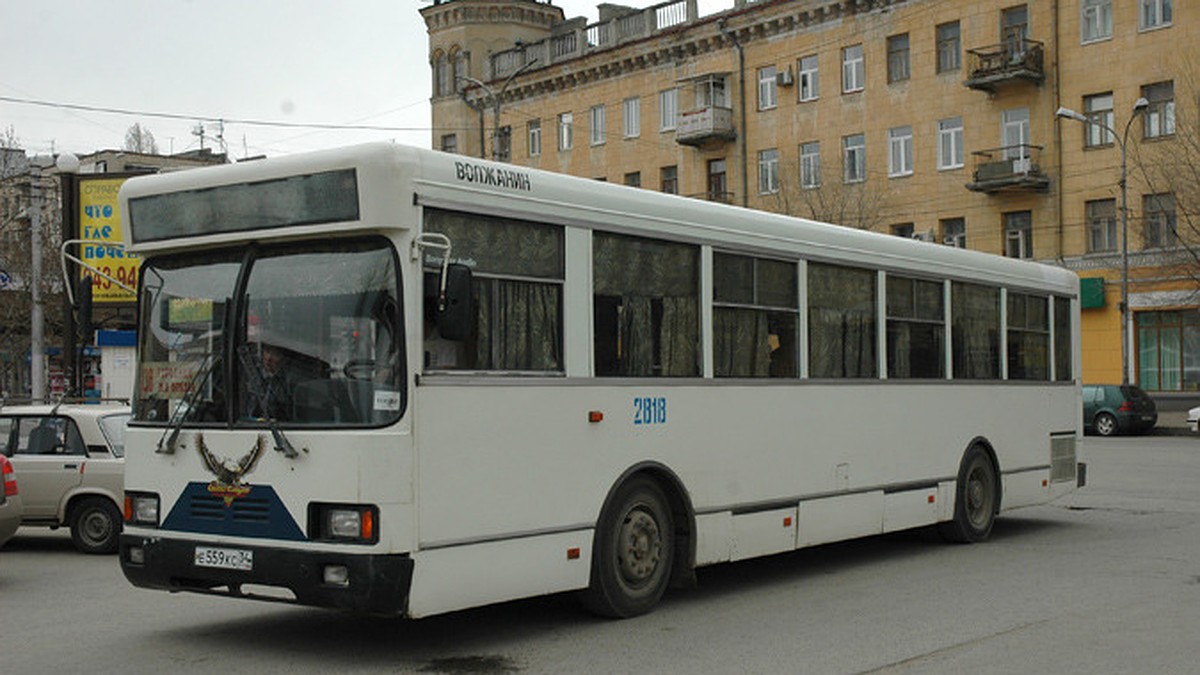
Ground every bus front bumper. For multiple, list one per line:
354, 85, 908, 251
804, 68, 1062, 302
119, 534, 414, 616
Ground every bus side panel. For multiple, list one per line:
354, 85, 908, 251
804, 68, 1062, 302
797, 492, 884, 548
407, 532, 591, 618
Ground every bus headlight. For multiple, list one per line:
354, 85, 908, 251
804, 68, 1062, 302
124, 492, 160, 526
310, 503, 377, 544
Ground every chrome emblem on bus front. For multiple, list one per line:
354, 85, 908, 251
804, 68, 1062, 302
195, 433, 266, 506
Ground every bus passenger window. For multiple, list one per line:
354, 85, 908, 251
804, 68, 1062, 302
809, 263, 876, 378
593, 233, 699, 377
713, 253, 797, 377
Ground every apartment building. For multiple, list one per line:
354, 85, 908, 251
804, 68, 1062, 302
422, 0, 1196, 390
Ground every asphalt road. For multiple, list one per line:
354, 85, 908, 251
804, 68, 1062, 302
2, 436, 1198, 674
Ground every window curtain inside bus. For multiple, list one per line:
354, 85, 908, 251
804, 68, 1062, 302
594, 233, 698, 377
714, 308, 771, 377
808, 263, 876, 378
475, 279, 561, 371
952, 283, 1000, 379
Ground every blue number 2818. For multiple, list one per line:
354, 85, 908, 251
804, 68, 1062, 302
633, 396, 667, 425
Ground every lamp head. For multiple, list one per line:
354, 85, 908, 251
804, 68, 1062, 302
1055, 106, 1088, 123
1132, 97, 1150, 113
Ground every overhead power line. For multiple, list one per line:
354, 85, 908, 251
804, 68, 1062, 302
0, 95, 429, 132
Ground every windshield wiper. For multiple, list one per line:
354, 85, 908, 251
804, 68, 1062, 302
236, 345, 306, 459
155, 353, 219, 454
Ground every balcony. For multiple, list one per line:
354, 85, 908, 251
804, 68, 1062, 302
963, 40, 1045, 92
675, 106, 736, 147
965, 145, 1050, 194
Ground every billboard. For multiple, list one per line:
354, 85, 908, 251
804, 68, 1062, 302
78, 176, 139, 303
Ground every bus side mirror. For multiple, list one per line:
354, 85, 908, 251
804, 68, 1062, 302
437, 263, 473, 341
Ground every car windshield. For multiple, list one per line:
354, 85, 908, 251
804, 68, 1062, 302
98, 413, 131, 457
134, 237, 404, 427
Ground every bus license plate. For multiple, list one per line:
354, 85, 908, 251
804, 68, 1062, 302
194, 546, 253, 571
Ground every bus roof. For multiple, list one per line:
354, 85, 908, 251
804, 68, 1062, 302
120, 142, 1077, 295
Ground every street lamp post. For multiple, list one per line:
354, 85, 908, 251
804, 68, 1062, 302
1057, 98, 1149, 386
456, 57, 538, 162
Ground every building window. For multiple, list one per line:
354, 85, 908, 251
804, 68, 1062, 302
433, 52, 450, 97
1005, 211, 1033, 259
800, 141, 821, 189
1142, 81, 1175, 138
696, 76, 729, 108
952, 282, 1001, 379
842, 44, 864, 93
1082, 0, 1113, 42
453, 51, 470, 92
1086, 199, 1117, 252
891, 223, 914, 238
593, 233, 699, 377
757, 65, 777, 110
624, 172, 641, 188
713, 253, 798, 378
589, 105, 606, 146
798, 55, 819, 102
758, 148, 779, 194
1002, 108, 1031, 166
623, 97, 641, 138
528, 120, 541, 157
659, 89, 678, 131
888, 126, 913, 177
660, 165, 678, 194
887, 34, 910, 83
1140, 0, 1172, 31
558, 112, 573, 150
707, 159, 728, 202
1143, 193, 1177, 249
887, 275, 945, 379
809, 263, 876, 378
937, 21, 961, 72
440, 134, 458, 154
1084, 93, 1115, 147
495, 125, 511, 161
1137, 311, 1199, 391
1007, 293, 1050, 381
937, 117, 964, 170
843, 134, 866, 183
1002, 5, 1029, 55
941, 217, 966, 247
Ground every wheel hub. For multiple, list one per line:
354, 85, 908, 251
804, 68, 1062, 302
618, 509, 662, 584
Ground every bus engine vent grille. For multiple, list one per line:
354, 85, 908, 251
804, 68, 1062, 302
190, 494, 272, 523
1050, 435, 1077, 483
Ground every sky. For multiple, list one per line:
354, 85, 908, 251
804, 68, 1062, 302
1, 0, 728, 160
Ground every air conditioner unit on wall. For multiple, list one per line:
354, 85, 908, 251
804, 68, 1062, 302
776, 67, 794, 86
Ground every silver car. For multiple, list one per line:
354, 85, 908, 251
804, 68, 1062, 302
0, 403, 130, 553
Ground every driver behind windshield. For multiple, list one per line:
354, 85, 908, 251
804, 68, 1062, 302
244, 343, 298, 421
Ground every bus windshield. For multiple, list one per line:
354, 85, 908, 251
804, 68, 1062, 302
135, 237, 404, 427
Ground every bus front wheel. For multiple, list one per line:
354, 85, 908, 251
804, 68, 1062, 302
582, 476, 675, 618
939, 446, 998, 543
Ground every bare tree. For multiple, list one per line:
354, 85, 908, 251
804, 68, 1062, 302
125, 123, 160, 154
764, 154, 892, 232
0, 130, 65, 398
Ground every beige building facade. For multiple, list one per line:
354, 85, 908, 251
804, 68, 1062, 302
423, 0, 1198, 390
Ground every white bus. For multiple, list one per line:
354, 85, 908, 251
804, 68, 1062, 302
118, 143, 1083, 618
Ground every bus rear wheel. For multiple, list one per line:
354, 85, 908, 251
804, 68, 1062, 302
582, 476, 674, 618
939, 446, 997, 543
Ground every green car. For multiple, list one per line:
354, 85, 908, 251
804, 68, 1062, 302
1082, 384, 1157, 436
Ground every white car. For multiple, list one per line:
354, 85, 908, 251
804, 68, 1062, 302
0, 403, 131, 553
1188, 406, 1200, 434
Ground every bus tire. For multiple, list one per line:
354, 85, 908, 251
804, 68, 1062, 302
939, 445, 998, 544
582, 476, 675, 618
70, 497, 122, 554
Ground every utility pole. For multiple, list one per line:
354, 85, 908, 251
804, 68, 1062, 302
457, 57, 539, 162
28, 163, 45, 401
